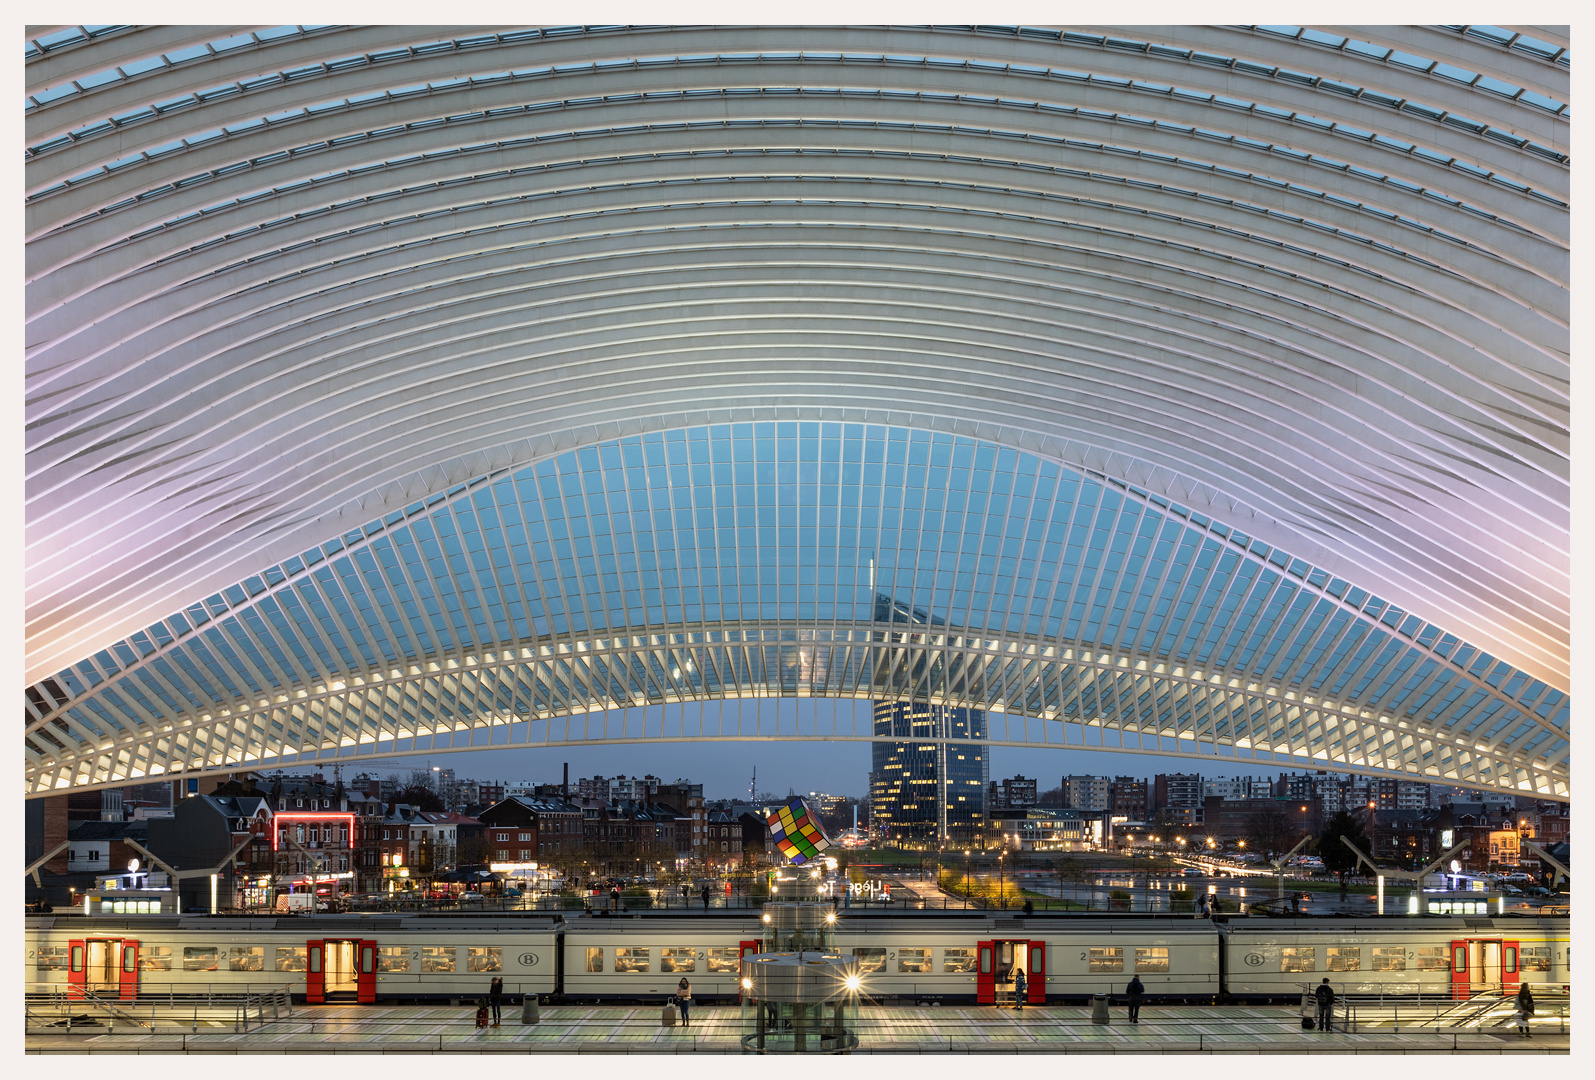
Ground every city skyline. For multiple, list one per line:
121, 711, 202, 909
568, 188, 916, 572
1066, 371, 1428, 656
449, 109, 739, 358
321, 698, 1369, 801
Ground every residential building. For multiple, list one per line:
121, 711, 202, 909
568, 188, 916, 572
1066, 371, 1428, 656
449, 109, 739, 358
1153, 774, 1203, 821
65, 820, 149, 876
1064, 775, 1111, 812
145, 793, 274, 909
656, 781, 706, 864
1109, 776, 1148, 818
704, 810, 744, 868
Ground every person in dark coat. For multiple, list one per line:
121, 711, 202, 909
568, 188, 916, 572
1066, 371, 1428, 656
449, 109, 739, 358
610, 885, 621, 913
1314, 978, 1335, 1032
701, 884, 711, 910
1013, 966, 1027, 1010
1126, 974, 1145, 1024
1515, 983, 1535, 1038
488, 976, 503, 1026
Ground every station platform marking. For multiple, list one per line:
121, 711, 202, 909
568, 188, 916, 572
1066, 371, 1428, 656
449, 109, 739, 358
25, 1003, 1569, 1054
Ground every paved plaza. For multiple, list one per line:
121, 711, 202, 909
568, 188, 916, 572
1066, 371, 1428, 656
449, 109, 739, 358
26, 1002, 1569, 1054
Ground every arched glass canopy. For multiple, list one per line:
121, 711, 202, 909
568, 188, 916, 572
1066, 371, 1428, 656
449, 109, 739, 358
25, 25, 1568, 797
26, 425, 1567, 796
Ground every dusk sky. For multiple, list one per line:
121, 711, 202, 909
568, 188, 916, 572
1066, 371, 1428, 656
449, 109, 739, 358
325, 699, 1297, 800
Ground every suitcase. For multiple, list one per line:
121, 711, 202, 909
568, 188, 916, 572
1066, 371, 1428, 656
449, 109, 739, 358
661, 999, 677, 1027
1301, 1017, 1314, 1030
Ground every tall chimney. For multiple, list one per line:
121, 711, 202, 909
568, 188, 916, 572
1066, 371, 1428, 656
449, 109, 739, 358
563, 762, 569, 799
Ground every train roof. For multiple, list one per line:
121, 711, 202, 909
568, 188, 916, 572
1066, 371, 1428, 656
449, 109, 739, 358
25, 914, 566, 933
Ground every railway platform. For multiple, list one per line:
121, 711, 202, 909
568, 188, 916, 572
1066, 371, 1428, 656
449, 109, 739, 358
25, 1002, 1569, 1054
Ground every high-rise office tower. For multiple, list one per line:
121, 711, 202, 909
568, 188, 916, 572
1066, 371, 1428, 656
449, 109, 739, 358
869, 701, 988, 843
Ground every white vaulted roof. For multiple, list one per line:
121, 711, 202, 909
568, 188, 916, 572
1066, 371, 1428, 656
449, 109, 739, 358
24, 25, 1568, 796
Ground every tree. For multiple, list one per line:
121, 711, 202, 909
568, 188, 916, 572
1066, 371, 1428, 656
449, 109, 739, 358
395, 770, 444, 812
1245, 804, 1296, 857
1034, 786, 1065, 808
455, 835, 494, 870
1316, 811, 1370, 885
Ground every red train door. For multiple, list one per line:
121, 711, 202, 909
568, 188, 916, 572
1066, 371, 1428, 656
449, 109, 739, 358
306, 940, 325, 1003
119, 940, 140, 1001
67, 938, 86, 999
1449, 939, 1469, 999
739, 940, 761, 1002
357, 940, 376, 1004
1502, 940, 1520, 992
976, 940, 995, 1004
1027, 940, 1046, 1005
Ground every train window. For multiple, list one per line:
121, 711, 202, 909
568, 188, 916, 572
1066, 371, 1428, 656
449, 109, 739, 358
1413, 947, 1448, 971
1371, 947, 1405, 971
275, 947, 307, 972
1031, 949, 1043, 975
467, 948, 502, 973
1280, 947, 1315, 973
70, 946, 83, 973
378, 947, 409, 972
34, 946, 70, 971
1452, 946, 1467, 974
421, 947, 457, 973
614, 948, 650, 973
980, 947, 991, 975
707, 948, 739, 973
1505, 948, 1517, 974
898, 948, 932, 973
139, 946, 171, 972
1520, 947, 1551, 972
661, 948, 696, 973
183, 947, 219, 972
1134, 948, 1168, 973
943, 948, 978, 973
586, 948, 605, 972
1327, 947, 1361, 972
1088, 948, 1124, 973
853, 948, 886, 973
229, 946, 265, 972
309, 948, 321, 974
123, 947, 137, 974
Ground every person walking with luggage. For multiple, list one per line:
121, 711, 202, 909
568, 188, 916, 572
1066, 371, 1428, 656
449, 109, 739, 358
488, 976, 503, 1026
1514, 983, 1535, 1038
1314, 978, 1335, 1033
1126, 974, 1144, 1024
1013, 966, 1027, 1010
677, 977, 693, 1027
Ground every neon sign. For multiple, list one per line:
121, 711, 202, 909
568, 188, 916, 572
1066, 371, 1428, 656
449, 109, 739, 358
271, 812, 356, 850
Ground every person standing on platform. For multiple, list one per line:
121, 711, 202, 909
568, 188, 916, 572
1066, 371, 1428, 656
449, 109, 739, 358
488, 976, 503, 1027
1013, 966, 1027, 1010
677, 977, 693, 1027
701, 884, 711, 911
1314, 978, 1335, 1033
1515, 983, 1535, 1038
1126, 974, 1144, 1024
610, 885, 621, 914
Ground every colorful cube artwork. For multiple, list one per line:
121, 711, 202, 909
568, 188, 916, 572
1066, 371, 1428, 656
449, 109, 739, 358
766, 797, 832, 865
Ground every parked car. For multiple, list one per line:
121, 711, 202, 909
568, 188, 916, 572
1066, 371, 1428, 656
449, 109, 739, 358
459, 891, 485, 902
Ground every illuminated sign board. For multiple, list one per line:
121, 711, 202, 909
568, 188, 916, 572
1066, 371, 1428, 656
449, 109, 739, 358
272, 812, 356, 850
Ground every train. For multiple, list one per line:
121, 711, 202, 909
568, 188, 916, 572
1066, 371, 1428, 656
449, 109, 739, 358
26, 911, 1569, 1006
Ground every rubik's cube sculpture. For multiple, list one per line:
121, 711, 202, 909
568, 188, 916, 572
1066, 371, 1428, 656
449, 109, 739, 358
766, 796, 832, 865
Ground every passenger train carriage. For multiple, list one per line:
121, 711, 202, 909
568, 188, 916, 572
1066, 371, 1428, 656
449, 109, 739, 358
26, 913, 1567, 1004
